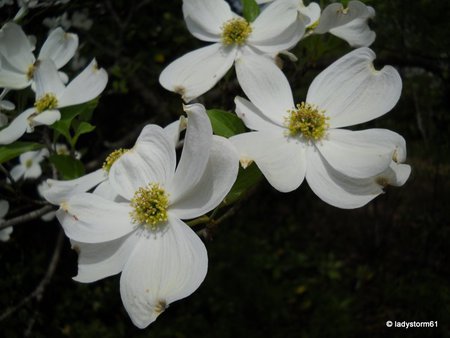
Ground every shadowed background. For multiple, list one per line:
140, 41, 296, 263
0, 0, 449, 337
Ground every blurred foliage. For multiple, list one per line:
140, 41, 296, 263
1, 0, 450, 337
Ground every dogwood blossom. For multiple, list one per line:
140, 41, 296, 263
55, 104, 238, 328
314, 0, 375, 47
0, 22, 78, 89
0, 200, 13, 242
231, 47, 407, 208
9, 148, 49, 181
256, 0, 375, 47
159, 0, 305, 102
0, 58, 108, 144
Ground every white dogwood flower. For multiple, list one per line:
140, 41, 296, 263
0, 22, 78, 89
231, 47, 407, 208
159, 0, 305, 102
256, 0, 375, 47
55, 104, 238, 328
314, 0, 375, 47
0, 200, 13, 242
0, 58, 108, 144
9, 148, 49, 181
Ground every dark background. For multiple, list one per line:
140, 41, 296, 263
1, 0, 449, 337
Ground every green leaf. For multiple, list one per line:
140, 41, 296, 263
0, 142, 44, 164
60, 99, 98, 122
72, 122, 96, 146
242, 0, 260, 22
49, 154, 85, 179
206, 109, 246, 138
224, 162, 263, 205
51, 99, 98, 143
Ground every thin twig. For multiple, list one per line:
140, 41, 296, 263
0, 163, 18, 189
0, 230, 64, 322
0, 205, 54, 230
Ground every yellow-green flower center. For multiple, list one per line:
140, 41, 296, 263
285, 102, 329, 141
130, 183, 169, 230
221, 18, 252, 45
25, 159, 33, 168
34, 93, 58, 113
102, 148, 129, 172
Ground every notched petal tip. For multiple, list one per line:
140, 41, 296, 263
240, 156, 254, 169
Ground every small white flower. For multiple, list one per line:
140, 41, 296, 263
0, 200, 13, 242
159, 0, 305, 102
0, 58, 108, 144
0, 22, 78, 89
231, 47, 409, 208
9, 148, 49, 181
56, 104, 238, 328
314, 0, 375, 47
256, 0, 375, 47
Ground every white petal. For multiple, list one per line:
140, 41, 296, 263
317, 128, 394, 179
306, 48, 402, 128
0, 226, 13, 242
249, 0, 304, 53
0, 22, 34, 72
58, 71, 69, 84
109, 125, 176, 200
41, 210, 56, 222
34, 59, 65, 98
72, 232, 139, 283
182, 0, 232, 42
0, 56, 29, 89
0, 99, 15, 111
330, 10, 375, 47
10, 165, 26, 181
306, 148, 383, 209
0, 108, 35, 144
41, 169, 107, 205
159, 43, 236, 102
235, 96, 280, 132
19, 148, 41, 163
57, 59, 108, 107
235, 53, 294, 126
314, 1, 371, 34
29, 109, 61, 127
93, 181, 121, 201
23, 163, 42, 179
375, 162, 411, 188
38, 28, 79, 69
299, 2, 321, 27
170, 135, 239, 219
163, 116, 187, 148
230, 131, 306, 192
168, 104, 212, 204
120, 215, 207, 329
58, 193, 135, 243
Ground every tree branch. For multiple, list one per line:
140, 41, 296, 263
0, 205, 54, 230
0, 230, 64, 322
